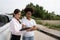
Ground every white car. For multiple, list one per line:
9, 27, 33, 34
0, 15, 12, 40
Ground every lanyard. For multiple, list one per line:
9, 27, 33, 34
14, 17, 21, 24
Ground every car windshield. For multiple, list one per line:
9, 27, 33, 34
6, 15, 13, 21
0, 15, 9, 27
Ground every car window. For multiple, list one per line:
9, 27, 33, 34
0, 15, 9, 27
6, 15, 13, 21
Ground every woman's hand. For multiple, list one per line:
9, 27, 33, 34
32, 26, 38, 30
22, 24, 26, 28
26, 29, 31, 32
26, 26, 38, 31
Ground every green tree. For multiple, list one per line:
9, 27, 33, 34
21, 3, 60, 20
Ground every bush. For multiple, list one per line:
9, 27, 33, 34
49, 25, 60, 28
44, 23, 50, 26
36, 20, 43, 25
44, 23, 60, 29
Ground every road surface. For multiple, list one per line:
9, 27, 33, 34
34, 31, 57, 40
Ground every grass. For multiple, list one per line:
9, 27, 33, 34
44, 23, 60, 28
36, 20, 43, 25
36, 20, 60, 31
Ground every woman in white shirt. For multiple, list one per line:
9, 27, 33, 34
10, 9, 22, 40
21, 8, 38, 40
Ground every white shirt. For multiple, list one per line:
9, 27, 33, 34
21, 18, 36, 37
10, 18, 22, 35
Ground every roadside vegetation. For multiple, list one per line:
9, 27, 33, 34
36, 20, 60, 31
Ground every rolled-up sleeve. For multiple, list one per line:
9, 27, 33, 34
33, 19, 36, 26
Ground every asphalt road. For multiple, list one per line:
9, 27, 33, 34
21, 31, 57, 40
34, 31, 57, 40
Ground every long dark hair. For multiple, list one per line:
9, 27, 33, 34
13, 9, 20, 17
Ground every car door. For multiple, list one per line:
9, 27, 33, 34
0, 15, 11, 40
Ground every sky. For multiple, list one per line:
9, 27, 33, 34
0, 0, 60, 15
